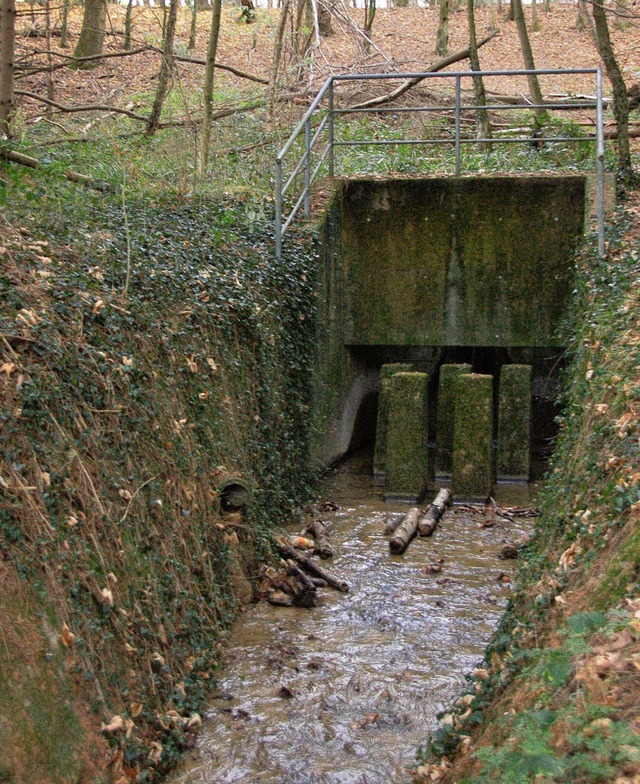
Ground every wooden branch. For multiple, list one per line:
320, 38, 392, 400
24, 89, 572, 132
0, 147, 111, 191
16, 45, 268, 85
418, 487, 452, 536
15, 46, 149, 78
305, 520, 333, 559
389, 507, 421, 555
276, 542, 349, 592
16, 89, 150, 121
349, 31, 498, 111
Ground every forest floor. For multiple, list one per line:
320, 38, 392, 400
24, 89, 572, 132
13, 2, 640, 134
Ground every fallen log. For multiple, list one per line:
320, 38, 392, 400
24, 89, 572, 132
349, 31, 497, 111
389, 507, 421, 555
305, 520, 333, 559
276, 542, 349, 592
418, 488, 452, 536
286, 563, 318, 608
384, 513, 404, 536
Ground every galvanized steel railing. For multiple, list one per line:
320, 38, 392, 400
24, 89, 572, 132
275, 68, 605, 258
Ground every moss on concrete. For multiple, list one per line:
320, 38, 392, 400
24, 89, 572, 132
435, 363, 472, 478
340, 176, 586, 347
384, 372, 429, 502
373, 363, 414, 480
452, 373, 494, 501
496, 364, 532, 481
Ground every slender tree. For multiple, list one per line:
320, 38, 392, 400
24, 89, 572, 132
363, 0, 375, 53
0, 0, 15, 138
267, 0, 291, 120
189, 0, 198, 49
73, 0, 107, 64
60, 0, 70, 48
467, 0, 491, 144
592, 0, 635, 182
436, 0, 450, 57
146, 0, 179, 136
511, 0, 544, 109
124, 0, 134, 51
198, 0, 222, 175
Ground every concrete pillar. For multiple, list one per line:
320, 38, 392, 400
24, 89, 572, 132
452, 373, 493, 502
384, 372, 429, 503
497, 364, 532, 481
373, 363, 413, 482
435, 363, 472, 479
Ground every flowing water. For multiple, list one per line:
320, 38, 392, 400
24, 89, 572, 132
172, 454, 535, 784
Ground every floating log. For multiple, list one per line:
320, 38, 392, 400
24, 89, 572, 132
305, 520, 333, 559
276, 542, 349, 592
384, 513, 404, 535
389, 507, 421, 555
418, 488, 452, 536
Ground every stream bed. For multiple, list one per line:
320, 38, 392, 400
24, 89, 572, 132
172, 454, 535, 784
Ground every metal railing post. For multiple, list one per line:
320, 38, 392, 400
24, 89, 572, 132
455, 75, 462, 176
275, 158, 282, 259
304, 118, 311, 217
595, 68, 605, 257
328, 78, 335, 177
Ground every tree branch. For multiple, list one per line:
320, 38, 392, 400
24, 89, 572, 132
15, 89, 150, 121
348, 31, 498, 111
16, 43, 269, 85
0, 146, 112, 190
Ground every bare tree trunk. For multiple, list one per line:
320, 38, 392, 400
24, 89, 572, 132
592, 0, 635, 182
467, 0, 491, 144
0, 0, 15, 138
189, 0, 197, 49
436, 0, 450, 57
45, 0, 54, 112
73, 0, 107, 64
198, 0, 222, 174
512, 0, 543, 109
124, 0, 133, 50
363, 0, 375, 53
146, 0, 179, 135
576, 0, 596, 39
267, 0, 290, 120
530, 0, 539, 31
60, 0, 70, 47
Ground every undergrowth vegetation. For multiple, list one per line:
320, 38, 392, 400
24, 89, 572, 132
0, 171, 319, 781
415, 197, 640, 784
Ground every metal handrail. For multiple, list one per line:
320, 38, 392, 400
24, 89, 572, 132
275, 68, 605, 258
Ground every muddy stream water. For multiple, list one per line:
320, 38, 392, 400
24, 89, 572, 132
172, 453, 536, 784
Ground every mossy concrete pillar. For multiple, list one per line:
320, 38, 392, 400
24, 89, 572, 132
497, 364, 532, 481
384, 372, 429, 503
373, 363, 413, 481
452, 373, 493, 502
435, 363, 472, 479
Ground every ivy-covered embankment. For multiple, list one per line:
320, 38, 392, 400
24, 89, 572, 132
0, 196, 318, 783
416, 196, 640, 783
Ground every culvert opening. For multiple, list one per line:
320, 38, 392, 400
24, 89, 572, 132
344, 345, 564, 501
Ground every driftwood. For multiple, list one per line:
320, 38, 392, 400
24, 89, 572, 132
286, 563, 318, 607
384, 514, 404, 536
263, 562, 317, 607
389, 507, 421, 555
349, 31, 498, 111
305, 520, 333, 559
276, 542, 349, 592
418, 488, 452, 537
